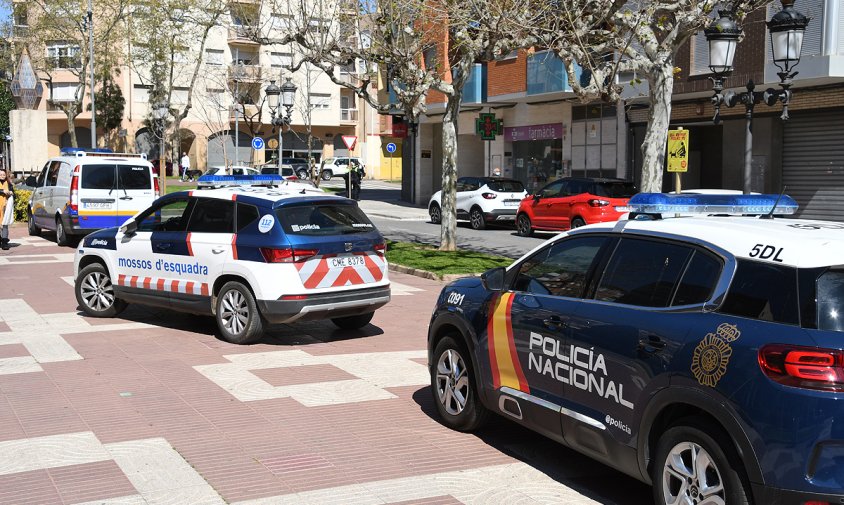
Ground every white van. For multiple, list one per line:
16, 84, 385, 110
26, 150, 159, 246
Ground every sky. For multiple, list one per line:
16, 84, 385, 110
0, 5, 9, 24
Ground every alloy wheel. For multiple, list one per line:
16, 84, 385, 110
470, 209, 484, 229
79, 271, 116, 312
220, 290, 249, 335
662, 441, 726, 505
430, 205, 441, 224
436, 348, 470, 416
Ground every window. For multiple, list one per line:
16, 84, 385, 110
133, 85, 152, 103
236, 203, 259, 232
270, 13, 292, 31
50, 83, 79, 103
46, 161, 62, 187
672, 251, 722, 306
46, 42, 81, 68
308, 93, 330, 109
270, 52, 292, 68
137, 198, 193, 232
205, 49, 224, 66
276, 204, 376, 236
423, 46, 438, 70
172, 87, 189, 104
540, 180, 565, 198
816, 270, 844, 332
13, 4, 27, 26
512, 236, 607, 298
567, 180, 588, 196
81, 165, 115, 190
596, 238, 692, 307
36, 163, 49, 187
720, 260, 799, 324
118, 165, 152, 190
187, 199, 234, 233
594, 181, 637, 198
486, 180, 524, 192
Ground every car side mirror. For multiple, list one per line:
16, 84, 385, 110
121, 219, 138, 236
481, 267, 506, 292
25, 176, 37, 187
533, 193, 541, 201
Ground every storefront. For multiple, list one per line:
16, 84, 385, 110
505, 123, 566, 193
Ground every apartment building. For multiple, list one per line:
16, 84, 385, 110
8, 0, 382, 173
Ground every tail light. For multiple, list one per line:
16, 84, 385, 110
374, 242, 386, 256
588, 199, 610, 207
759, 344, 844, 391
153, 175, 160, 198
260, 247, 318, 263
482, 192, 498, 200
69, 165, 80, 212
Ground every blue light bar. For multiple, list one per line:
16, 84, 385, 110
197, 174, 285, 187
617, 193, 799, 215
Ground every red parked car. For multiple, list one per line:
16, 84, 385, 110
516, 177, 636, 236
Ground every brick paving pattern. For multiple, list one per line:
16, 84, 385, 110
0, 225, 651, 504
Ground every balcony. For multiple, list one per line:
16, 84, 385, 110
227, 25, 260, 46
527, 51, 579, 95
228, 64, 262, 83
462, 63, 487, 104
340, 108, 358, 122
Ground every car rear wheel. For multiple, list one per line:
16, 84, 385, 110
331, 312, 374, 329
56, 217, 70, 246
653, 419, 750, 505
429, 203, 442, 224
570, 217, 586, 229
321, 169, 333, 181
470, 207, 486, 230
216, 281, 263, 344
75, 263, 127, 317
432, 336, 488, 431
297, 169, 309, 180
516, 214, 533, 237
28, 212, 41, 236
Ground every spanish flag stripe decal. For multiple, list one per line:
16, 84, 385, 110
488, 292, 528, 392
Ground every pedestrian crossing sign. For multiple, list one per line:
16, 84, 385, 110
667, 129, 689, 173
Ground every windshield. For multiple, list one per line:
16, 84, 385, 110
595, 182, 637, 198
276, 203, 376, 236
487, 180, 525, 193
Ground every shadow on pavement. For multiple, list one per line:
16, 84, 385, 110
411, 387, 652, 505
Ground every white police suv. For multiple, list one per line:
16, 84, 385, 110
428, 192, 844, 504
73, 175, 390, 344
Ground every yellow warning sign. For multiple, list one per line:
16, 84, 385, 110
667, 129, 689, 173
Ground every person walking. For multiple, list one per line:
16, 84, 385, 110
180, 152, 191, 182
0, 169, 14, 251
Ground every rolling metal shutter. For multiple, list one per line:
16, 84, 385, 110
782, 111, 844, 221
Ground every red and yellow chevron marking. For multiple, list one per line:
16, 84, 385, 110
487, 292, 529, 392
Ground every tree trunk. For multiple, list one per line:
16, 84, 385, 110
67, 113, 78, 148
639, 62, 675, 192
439, 91, 462, 251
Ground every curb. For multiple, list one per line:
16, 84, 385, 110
388, 263, 478, 283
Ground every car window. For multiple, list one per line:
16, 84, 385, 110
596, 238, 692, 307
456, 178, 469, 192
203, 168, 218, 176
236, 202, 260, 232
816, 270, 844, 332
136, 198, 193, 233
187, 198, 234, 233
595, 181, 637, 198
276, 203, 376, 236
672, 250, 723, 306
36, 162, 49, 187
720, 260, 799, 325
512, 236, 608, 298
57, 163, 72, 187
47, 161, 62, 187
118, 165, 151, 190
81, 164, 115, 190
540, 180, 564, 198
567, 180, 587, 195
487, 180, 525, 192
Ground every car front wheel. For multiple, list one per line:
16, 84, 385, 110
516, 214, 533, 237
321, 169, 333, 181
432, 336, 488, 431
215, 281, 263, 344
429, 203, 442, 224
75, 263, 127, 317
653, 419, 750, 505
469, 207, 486, 230
28, 212, 41, 236
297, 169, 309, 180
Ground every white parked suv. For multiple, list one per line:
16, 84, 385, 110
428, 177, 527, 230
319, 157, 364, 181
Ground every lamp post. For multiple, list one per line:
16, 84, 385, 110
153, 101, 169, 194
265, 78, 297, 175
706, 1, 808, 194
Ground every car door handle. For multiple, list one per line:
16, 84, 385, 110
211, 248, 226, 254
543, 316, 567, 331
119, 196, 133, 200
638, 334, 667, 354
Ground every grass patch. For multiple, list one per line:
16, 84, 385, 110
386, 240, 512, 276
165, 183, 196, 194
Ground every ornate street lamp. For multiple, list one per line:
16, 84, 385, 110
265, 78, 297, 174
706, 1, 809, 193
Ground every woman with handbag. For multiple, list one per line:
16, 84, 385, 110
0, 169, 13, 250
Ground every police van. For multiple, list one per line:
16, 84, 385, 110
428, 192, 844, 504
73, 176, 390, 344
27, 149, 159, 246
